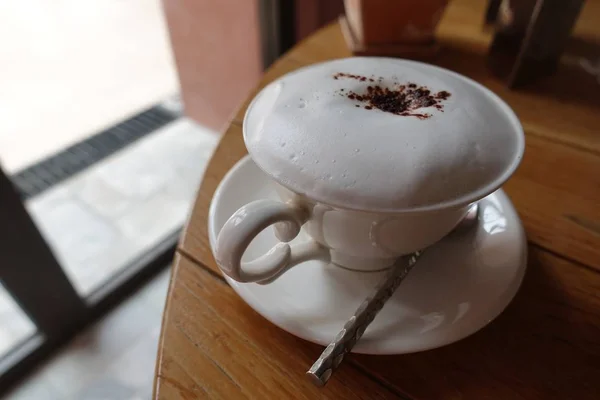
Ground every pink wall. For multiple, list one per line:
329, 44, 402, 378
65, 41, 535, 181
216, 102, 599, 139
162, 0, 263, 131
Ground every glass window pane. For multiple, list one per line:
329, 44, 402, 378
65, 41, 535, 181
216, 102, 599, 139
0, 283, 36, 358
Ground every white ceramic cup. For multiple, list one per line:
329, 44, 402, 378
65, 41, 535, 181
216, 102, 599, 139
216, 184, 472, 284
215, 57, 524, 284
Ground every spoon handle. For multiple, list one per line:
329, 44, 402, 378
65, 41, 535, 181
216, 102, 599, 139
306, 251, 423, 387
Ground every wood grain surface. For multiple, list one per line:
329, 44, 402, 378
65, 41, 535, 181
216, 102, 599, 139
156, 0, 600, 398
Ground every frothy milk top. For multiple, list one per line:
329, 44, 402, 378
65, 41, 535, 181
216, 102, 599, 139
244, 57, 524, 212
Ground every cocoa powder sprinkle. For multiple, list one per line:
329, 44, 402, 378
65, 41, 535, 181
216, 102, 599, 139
333, 72, 452, 119
435, 90, 451, 100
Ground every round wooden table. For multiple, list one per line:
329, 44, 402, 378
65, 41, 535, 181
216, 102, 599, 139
154, 1, 600, 398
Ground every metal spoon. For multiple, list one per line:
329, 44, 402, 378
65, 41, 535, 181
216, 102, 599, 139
306, 203, 480, 387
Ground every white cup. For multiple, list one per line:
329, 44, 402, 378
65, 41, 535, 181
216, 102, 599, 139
216, 184, 473, 284
215, 57, 524, 284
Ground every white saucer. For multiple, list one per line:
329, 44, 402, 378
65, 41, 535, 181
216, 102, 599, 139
208, 156, 527, 355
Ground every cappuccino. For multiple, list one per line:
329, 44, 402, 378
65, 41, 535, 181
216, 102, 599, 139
244, 57, 523, 211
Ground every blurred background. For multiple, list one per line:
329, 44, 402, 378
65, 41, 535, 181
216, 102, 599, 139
0, 0, 341, 398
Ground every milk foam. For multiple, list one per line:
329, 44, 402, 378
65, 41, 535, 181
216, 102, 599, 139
244, 57, 524, 211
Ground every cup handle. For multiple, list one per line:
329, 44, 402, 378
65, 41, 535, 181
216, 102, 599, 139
215, 199, 330, 284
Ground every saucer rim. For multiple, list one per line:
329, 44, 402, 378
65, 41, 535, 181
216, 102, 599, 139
208, 155, 528, 355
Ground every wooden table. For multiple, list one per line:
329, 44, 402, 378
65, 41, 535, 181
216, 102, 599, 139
154, 1, 600, 398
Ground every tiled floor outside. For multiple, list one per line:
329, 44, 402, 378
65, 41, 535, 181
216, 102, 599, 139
0, 115, 217, 370
0, 287, 35, 359
5, 267, 172, 400
27, 115, 217, 295
0, 0, 219, 396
